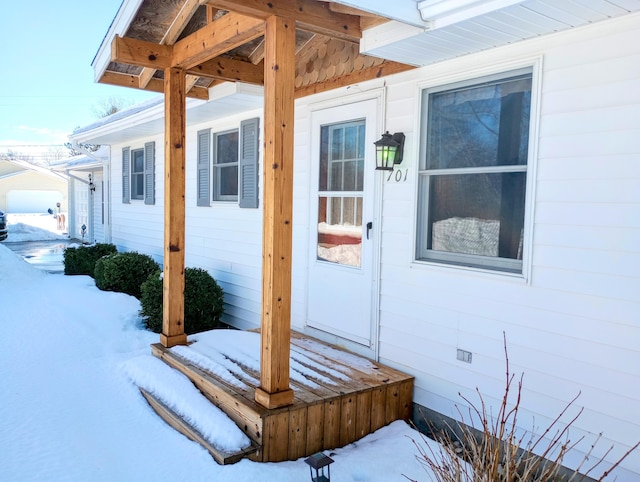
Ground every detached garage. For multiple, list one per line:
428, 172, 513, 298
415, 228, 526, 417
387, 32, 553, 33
7, 189, 63, 214
0, 159, 68, 214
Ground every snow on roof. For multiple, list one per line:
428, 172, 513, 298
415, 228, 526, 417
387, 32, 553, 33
72, 96, 164, 136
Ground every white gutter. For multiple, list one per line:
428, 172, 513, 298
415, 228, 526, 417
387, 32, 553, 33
417, 0, 525, 29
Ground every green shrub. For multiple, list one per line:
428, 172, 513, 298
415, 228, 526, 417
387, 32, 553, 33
94, 251, 160, 299
63, 243, 117, 277
140, 267, 224, 335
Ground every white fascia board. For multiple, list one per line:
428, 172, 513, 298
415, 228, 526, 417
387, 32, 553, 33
92, 0, 145, 83
329, 0, 428, 28
208, 81, 264, 101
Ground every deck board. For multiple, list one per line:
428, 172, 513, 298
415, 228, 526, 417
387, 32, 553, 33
149, 330, 413, 463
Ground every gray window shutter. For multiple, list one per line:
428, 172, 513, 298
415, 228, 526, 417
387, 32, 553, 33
239, 117, 259, 208
122, 147, 130, 204
197, 129, 211, 206
144, 141, 155, 205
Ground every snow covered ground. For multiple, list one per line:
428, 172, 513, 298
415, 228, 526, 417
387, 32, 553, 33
0, 229, 437, 481
4, 213, 69, 242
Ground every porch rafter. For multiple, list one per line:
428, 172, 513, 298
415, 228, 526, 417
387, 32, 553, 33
99, 70, 210, 100
111, 36, 264, 86
172, 12, 265, 69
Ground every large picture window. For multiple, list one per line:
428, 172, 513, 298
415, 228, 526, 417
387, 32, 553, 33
416, 69, 532, 273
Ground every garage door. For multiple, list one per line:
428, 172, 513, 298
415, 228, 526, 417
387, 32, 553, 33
7, 190, 63, 214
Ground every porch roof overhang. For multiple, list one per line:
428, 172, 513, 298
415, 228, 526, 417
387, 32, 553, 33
90, 0, 415, 103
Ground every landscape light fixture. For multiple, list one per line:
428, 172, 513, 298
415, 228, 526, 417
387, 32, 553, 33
374, 131, 405, 171
304, 452, 334, 482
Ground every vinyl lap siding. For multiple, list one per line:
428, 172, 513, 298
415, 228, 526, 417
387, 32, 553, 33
184, 110, 264, 330
109, 112, 264, 331
110, 134, 165, 263
91, 171, 105, 243
375, 14, 640, 479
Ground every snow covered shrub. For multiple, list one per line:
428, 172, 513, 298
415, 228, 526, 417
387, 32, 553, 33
140, 267, 224, 335
63, 243, 117, 277
94, 251, 160, 299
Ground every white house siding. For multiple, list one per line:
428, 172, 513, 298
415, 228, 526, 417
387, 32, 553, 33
359, 14, 639, 479
91, 171, 105, 243
109, 109, 265, 330
110, 132, 165, 262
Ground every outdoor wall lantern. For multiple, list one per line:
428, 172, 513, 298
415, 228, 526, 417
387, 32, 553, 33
374, 131, 405, 171
88, 174, 96, 193
304, 452, 334, 482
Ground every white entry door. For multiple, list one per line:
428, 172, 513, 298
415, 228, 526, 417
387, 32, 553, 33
307, 98, 380, 347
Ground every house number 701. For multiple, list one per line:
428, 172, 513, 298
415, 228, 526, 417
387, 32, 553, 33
387, 169, 409, 183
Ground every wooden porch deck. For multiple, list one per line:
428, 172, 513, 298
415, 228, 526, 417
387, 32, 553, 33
147, 331, 413, 464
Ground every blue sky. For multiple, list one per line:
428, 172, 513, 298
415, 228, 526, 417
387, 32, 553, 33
0, 0, 158, 154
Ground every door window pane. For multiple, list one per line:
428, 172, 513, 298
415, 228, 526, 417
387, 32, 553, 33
317, 120, 365, 268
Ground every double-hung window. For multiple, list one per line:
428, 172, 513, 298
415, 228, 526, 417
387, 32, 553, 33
122, 142, 155, 205
213, 129, 239, 202
416, 69, 532, 273
197, 117, 260, 208
131, 148, 145, 200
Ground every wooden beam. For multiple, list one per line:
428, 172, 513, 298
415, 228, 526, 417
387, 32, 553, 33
165, 0, 205, 45
139, 0, 205, 88
138, 67, 157, 90
189, 57, 264, 84
294, 60, 415, 98
254, 15, 295, 410
206, 5, 219, 23
204, 0, 361, 42
111, 35, 173, 70
160, 67, 188, 348
98, 71, 209, 100
185, 74, 200, 92
248, 40, 265, 64
173, 12, 265, 70
294, 34, 329, 66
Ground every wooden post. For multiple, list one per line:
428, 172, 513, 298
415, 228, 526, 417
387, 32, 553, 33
254, 15, 295, 409
160, 67, 188, 348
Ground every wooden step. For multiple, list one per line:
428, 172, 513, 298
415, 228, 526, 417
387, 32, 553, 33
139, 388, 259, 465
150, 336, 414, 463
151, 343, 269, 450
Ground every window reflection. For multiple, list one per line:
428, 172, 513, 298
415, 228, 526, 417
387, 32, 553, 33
317, 120, 365, 268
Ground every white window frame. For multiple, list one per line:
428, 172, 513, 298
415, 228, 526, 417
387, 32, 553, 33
212, 128, 239, 202
130, 147, 145, 201
414, 65, 540, 277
